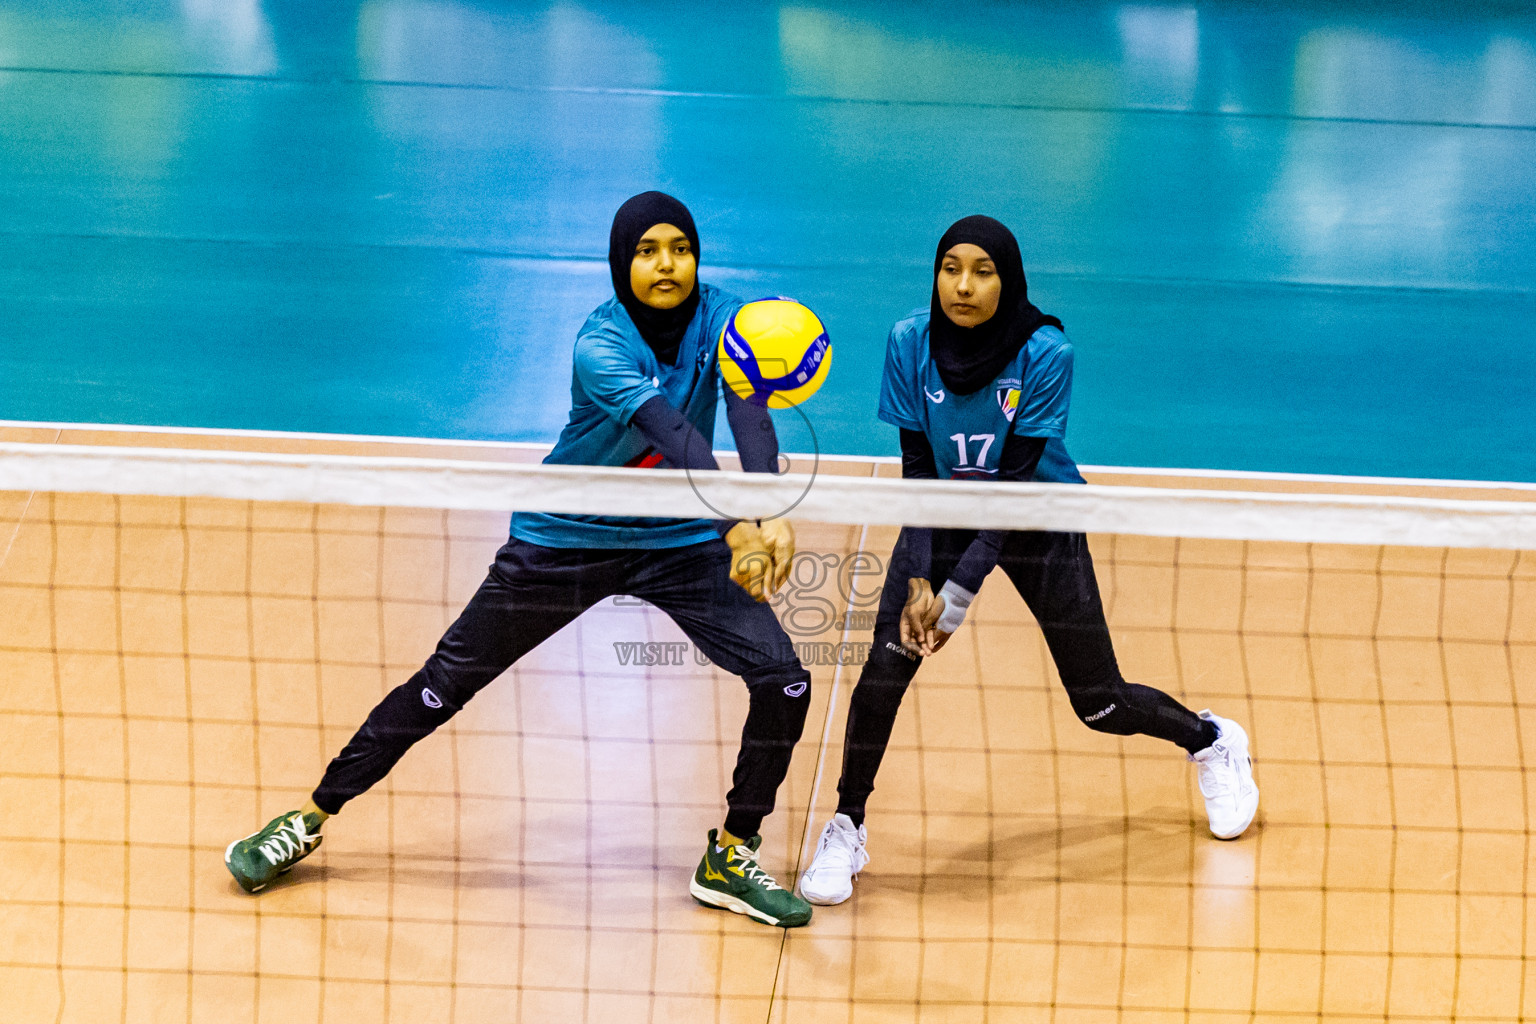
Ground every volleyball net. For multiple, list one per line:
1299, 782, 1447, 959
2, 431, 1533, 1021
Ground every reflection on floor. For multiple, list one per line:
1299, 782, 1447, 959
3, 1, 1535, 478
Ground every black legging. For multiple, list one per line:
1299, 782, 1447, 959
835, 528, 1212, 822
314, 537, 811, 840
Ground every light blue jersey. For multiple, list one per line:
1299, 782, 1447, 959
877, 309, 1085, 484
510, 283, 743, 548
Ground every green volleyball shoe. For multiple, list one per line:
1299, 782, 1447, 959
689, 829, 812, 928
224, 810, 324, 893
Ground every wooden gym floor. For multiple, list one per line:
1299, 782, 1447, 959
2, 427, 1534, 1022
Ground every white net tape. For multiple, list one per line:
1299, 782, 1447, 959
4, 441, 1536, 549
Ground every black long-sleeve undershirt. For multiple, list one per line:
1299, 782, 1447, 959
628, 391, 781, 536
722, 389, 781, 474
630, 390, 779, 472
897, 428, 1046, 594
896, 430, 939, 586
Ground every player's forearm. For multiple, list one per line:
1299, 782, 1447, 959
944, 435, 1047, 594
630, 396, 739, 537
724, 388, 780, 474
631, 395, 721, 471
997, 434, 1047, 484
897, 430, 940, 582
899, 428, 940, 480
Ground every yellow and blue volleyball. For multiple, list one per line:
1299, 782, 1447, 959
718, 297, 832, 408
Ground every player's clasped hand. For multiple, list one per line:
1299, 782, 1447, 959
726, 519, 795, 601
900, 577, 952, 656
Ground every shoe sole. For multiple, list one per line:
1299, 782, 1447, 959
1210, 775, 1259, 840
689, 878, 811, 928
224, 838, 266, 894
797, 879, 853, 906
224, 837, 304, 894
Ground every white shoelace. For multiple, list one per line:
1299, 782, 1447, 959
1195, 742, 1239, 798
728, 844, 783, 891
257, 814, 320, 867
815, 820, 870, 876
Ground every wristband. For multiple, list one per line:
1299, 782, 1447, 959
935, 580, 976, 634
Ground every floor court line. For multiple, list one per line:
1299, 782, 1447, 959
7, 62, 1535, 136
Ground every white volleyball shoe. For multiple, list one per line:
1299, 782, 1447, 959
1189, 710, 1259, 839
797, 813, 870, 905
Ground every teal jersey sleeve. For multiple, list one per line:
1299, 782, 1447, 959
510, 286, 743, 550
700, 291, 743, 360
571, 328, 665, 427
877, 315, 926, 431
1011, 328, 1073, 438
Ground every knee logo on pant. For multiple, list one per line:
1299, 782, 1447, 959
1085, 702, 1116, 723
421, 688, 443, 709
783, 681, 808, 697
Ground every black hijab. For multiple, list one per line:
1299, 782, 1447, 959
929, 215, 1062, 395
608, 191, 701, 365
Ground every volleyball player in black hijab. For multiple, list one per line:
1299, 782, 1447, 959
225, 191, 817, 928
798, 216, 1258, 906
608, 190, 702, 365
927, 214, 1060, 395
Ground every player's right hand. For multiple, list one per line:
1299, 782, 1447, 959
900, 577, 934, 653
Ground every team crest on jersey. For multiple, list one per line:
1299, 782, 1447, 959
996, 382, 1022, 423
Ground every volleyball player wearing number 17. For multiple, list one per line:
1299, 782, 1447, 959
797, 216, 1258, 906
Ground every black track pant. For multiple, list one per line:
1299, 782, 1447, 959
835, 529, 1212, 821
314, 538, 811, 840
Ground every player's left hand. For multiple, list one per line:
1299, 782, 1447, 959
757, 518, 796, 595
725, 521, 773, 601
918, 593, 952, 656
